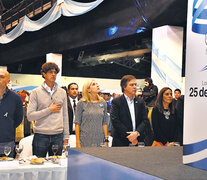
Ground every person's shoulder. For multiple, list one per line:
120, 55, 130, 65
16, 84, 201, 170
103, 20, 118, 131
152, 106, 159, 113
8, 89, 20, 98
135, 97, 145, 104
178, 95, 184, 101
56, 87, 67, 98
143, 86, 148, 91
31, 86, 42, 93
8, 90, 22, 102
57, 87, 66, 93
153, 84, 158, 88
151, 84, 158, 90
112, 95, 123, 103
77, 100, 86, 105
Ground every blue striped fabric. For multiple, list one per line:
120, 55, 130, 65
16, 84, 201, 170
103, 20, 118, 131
187, 158, 207, 170
183, 139, 207, 155
192, 0, 207, 34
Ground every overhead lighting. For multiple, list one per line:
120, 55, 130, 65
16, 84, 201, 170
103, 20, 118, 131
107, 26, 118, 37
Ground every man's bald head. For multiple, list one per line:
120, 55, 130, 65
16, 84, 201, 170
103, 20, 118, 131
0, 69, 10, 89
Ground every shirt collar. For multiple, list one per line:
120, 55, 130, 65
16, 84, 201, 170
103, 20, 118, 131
69, 96, 78, 103
43, 82, 57, 95
124, 94, 135, 103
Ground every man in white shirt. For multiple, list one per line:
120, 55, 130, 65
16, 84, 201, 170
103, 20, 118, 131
67, 83, 79, 134
110, 75, 149, 146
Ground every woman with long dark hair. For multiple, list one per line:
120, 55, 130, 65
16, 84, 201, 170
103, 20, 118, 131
152, 87, 178, 146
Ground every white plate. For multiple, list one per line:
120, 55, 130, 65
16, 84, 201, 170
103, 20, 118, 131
47, 156, 62, 159
0, 157, 14, 161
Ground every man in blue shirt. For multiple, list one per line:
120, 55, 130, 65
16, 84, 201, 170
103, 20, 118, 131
0, 69, 23, 157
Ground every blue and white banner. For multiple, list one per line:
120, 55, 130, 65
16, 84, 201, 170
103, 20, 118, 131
152, 25, 183, 92
12, 85, 38, 92
183, 0, 207, 170
0, 0, 103, 44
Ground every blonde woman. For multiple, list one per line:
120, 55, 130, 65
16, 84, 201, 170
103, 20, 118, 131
75, 80, 108, 147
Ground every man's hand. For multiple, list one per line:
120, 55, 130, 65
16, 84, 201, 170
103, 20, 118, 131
76, 142, 81, 148
104, 142, 109, 147
136, 91, 142, 96
131, 139, 138, 145
63, 139, 69, 145
165, 142, 175, 146
49, 100, 62, 112
126, 131, 139, 142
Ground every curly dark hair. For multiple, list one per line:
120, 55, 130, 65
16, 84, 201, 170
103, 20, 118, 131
41, 62, 60, 78
155, 87, 175, 114
120, 75, 136, 93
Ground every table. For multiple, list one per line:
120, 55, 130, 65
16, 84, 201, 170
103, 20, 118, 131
0, 159, 67, 180
68, 149, 160, 180
71, 147, 207, 180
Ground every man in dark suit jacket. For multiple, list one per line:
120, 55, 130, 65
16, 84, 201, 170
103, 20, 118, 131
67, 83, 79, 134
110, 75, 149, 146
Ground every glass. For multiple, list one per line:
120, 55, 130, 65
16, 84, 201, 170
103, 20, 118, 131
15, 144, 23, 158
129, 143, 136, 147
4, 146, 11, 157
15, 144, 24, 164
174, 142, 180, 146
62, 144, 69, 157
100, 142, 106, 147
138, 142, 145, 147
52, 144, 59, 156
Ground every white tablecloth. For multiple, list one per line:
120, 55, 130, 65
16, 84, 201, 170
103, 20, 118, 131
0, 159, 67, 180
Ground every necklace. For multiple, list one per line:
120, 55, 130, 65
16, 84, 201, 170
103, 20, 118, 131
163, 110, 170, 119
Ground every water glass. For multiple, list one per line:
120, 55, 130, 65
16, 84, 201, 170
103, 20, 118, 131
100, 142, 106, 147
4, 146, 11, 157
52, 145, 59, 156
15, 144, 23, 158
62, 144, 69, 157
174, 142, 180, 146
138, 142, 145, 147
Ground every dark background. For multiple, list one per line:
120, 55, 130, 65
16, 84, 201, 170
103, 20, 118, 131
0, 0, 187, 79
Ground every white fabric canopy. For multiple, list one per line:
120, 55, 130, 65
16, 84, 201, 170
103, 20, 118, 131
0, 0, 103, 44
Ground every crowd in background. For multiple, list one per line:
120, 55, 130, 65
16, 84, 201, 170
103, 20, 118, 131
0, 62, 184, 158
15, 76, 184, 148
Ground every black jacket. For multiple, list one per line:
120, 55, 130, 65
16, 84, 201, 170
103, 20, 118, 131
67, 96, 79, 134
142, 84, 158, 107
110, 95, 149, 146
